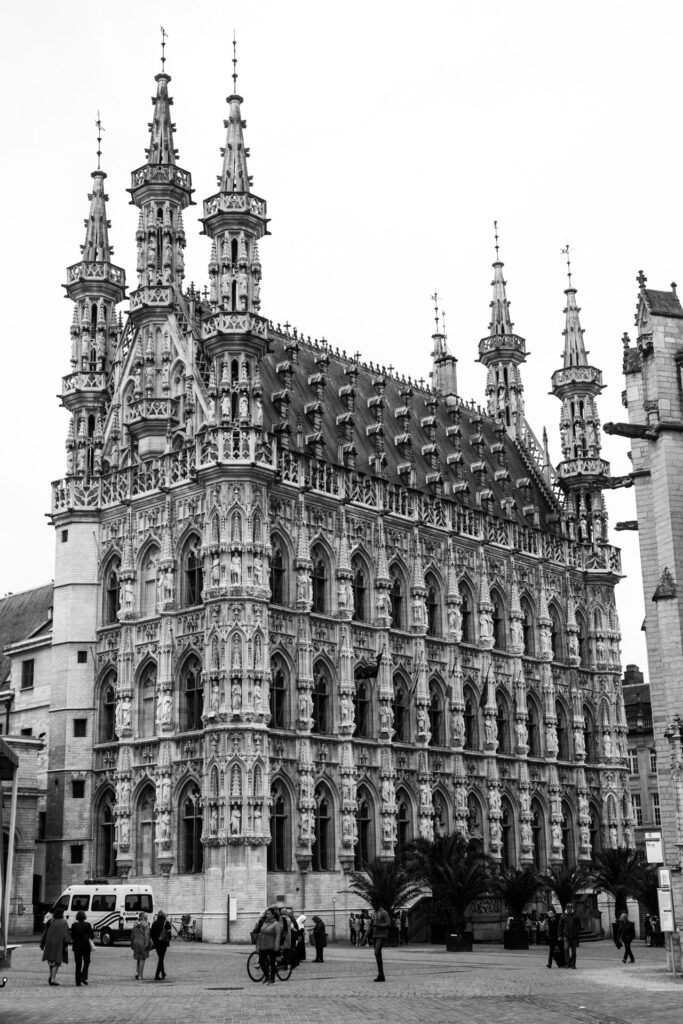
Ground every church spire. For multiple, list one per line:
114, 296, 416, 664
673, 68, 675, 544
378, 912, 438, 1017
219, 35, 251, 193
430, 292, 458, 402
478, 223, 527, 437
551, 248, 610, 543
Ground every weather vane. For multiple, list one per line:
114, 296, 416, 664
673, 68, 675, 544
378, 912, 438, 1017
561, 243, 572, 286
232, 32, 238, 93
431, 291, 439, 332
161, 26, 168, 71
494, 220, 499, 260
95, 111, 104, 171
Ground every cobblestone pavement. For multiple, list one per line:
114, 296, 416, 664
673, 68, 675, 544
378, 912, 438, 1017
1, 940, 681, 1024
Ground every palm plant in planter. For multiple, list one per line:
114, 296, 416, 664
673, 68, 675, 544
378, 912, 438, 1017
540, 863, 591, 910
407, 833, 493, 949
590, 847, 647, 917
345, 857, 423, 918
491, 866, 541, 949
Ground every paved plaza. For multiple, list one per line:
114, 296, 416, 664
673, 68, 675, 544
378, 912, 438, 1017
1, 939, 681, 1024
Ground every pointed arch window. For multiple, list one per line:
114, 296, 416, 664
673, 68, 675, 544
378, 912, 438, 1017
353, 681, 371, 738
467, 793, 482, 837
428, 684, 444, 746
549, 606, 563, 661
97, 791, 117, 877
589, 806, 601, 858
396, 795, 411, 863
531, 802, 546, 869
140, 547, 159, 618
183, 537, 204, 607
583, 706, 595, 761
496, 693, 510, 753
352, 560, 367, 622
270, 539, 286, 605
521, 599, 535, 656
392, 680, 408, 742
311, 547, 328, 614
138, 663, 157, 738
426, 577, 441, 636
179, 786, 203, 873
311, 667, 330, 734
577, 612, 589, 668
556, 702, 570, 760
104, 559, 121, 624
464, 688, 478, 750
561, 804, 575, 867
311, 788, 333, 871
270, 662, 287, 728
492, 593, 506, 650
137, 785, 156, 876
181, 655, 203, 731
268, 784, 290, 871
460, 584, 473, 643
501, 802, 515, 869
526, 697, 541, 757
390, 570, 404, 629
354, 795, 373, 869
100, 676, 117, 742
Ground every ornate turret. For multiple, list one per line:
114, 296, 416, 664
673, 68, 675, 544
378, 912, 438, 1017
62, 116, 126, 479
551, 249, 609, 543
478, 223, 526, 437
430, 293, 457, 403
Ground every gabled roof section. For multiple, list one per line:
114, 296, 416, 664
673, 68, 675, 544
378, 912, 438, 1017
641, 288, 683, 320
0, 584, 53, 684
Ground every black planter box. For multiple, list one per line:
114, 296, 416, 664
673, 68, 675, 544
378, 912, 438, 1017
503, 930, 529, 950
446, 933, 473, 952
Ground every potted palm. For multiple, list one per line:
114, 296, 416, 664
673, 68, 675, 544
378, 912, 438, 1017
345, 857, 422, 929
492, 866, 541, 949
407, 833, 492, 951
591, 847, 652, 945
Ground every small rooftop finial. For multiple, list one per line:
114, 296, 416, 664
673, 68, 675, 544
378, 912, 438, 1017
95, 110, 104, 171
441, 308, 447, 338
232, 31, 238, 93
494, 220, 499, 260
561, 243, 573, 287
160, 25, 168, 71
431, 290, 439, 333
637, 269, 647, 289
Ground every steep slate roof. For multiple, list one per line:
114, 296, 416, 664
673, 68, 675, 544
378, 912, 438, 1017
259, 333, 557, 530
0, 584, 53, 684
642, 289, 683, 319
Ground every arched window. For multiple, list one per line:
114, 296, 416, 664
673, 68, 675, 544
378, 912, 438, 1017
583, 706, 595, 761
270, 540, 286, 605
460, 583, 474, 643
432, 793, 447, 837
270, 661, 287, 728
311, 787, 333, 871
396, 793, 411, 863
492, 593, 506, 650
96, 790, 117, 877
392, 679, 408, 742
549, 605, 563, 662
496, 692, 510, 753
104, 558, 121, 624
426, 576, 441, 636
268, 783, 290, 871
100, 675, 117, 742
181, 655, 203, 731
526, 697, 541, 757
138, 663, 157, 738
179, 786, 203, 873
311, 666, 330, 734
467, 793, 483, 838
521, 598, 535, 656
352, 560, 367, 622
355, 793, 373, 869
464, 690, 478, 750
561, 802, 575, 867
428, 684, 444, 746
353, 681, 371, 738
139, 546, 159, 618
137, 785, 156, 875
556, 702, 570, 760
589, 805, 601, 858
577, 612, 589, 668
531, 801, 546, 869
183, 536, 203, 607
390, 569, 404, 629
311, 546, 328, 614
501, 800, 515, 869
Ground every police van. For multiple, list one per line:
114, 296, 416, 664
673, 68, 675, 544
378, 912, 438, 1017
45, 881, 154, 946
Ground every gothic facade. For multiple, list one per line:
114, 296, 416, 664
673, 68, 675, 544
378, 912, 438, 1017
48, 54, 630, 941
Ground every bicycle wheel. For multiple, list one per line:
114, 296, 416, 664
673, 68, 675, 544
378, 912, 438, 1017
275, 954, 292, 981
247, 951, 264, 983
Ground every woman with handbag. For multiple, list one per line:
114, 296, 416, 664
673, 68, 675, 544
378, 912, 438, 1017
130, 911, 152, 980
40, 905, 72, 986
150, 910, 172, 980
70, 909, 95, 986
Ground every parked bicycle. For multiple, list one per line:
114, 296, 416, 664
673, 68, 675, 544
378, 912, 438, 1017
170, 914, 197, 941
246, 949, 292, 982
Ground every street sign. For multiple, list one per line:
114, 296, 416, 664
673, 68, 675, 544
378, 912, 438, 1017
658, 867, 671, 890
657, 887, 676, 932
645, 831, 663, 863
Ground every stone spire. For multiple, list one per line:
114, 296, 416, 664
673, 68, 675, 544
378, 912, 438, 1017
219, 86, 251, 193
147, 71, 178, 167
551, 249, 610, 543
430, 293, 457, 403
478, 223, 527, 437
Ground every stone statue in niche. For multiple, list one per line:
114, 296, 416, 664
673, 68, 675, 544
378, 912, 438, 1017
163, 568, 174, 604
118, 816, 130, 848
239, 393, 249, 420
252, 680, 262, 707
253, 806, 262, 833
340, 695, 352, 725
253, 554, 263, 585
342, 813, 354, 844
230, 806, 242, 835
157, 690, 172, 726
115, 695, 131, 735
382, 818, 393, 846
117, 775, 131, 810
603, 730, 613, 759
417, 707, 427, 735
210, 678, 220, 712
210, 805, 218, 833
231, 681, 242, 712
212, 553, 220, 584
551, 822, 562, 848
231, 551, 241, 584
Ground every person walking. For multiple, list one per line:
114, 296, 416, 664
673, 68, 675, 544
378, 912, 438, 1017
40, 905, 71, 986
367, 905, 391, 982
257, 906, 282, 984
70, 909, 94, 987
150, 909, 172, 980
617, 912, 636, 964
311, 915, 327, 962
559, 903, 580, 969
295, 914, 307, 962
131, 911, 152, 980
400, 909, 409, 946
546, 908, 561, 968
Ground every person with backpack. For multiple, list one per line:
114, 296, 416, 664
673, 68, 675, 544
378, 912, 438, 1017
617, 912, 636, 964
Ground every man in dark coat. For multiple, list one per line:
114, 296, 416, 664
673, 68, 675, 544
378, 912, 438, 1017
617, 912, 636, 963
367, 905, 391, 982
546, 908, 561, 968
559, 903, 581, 969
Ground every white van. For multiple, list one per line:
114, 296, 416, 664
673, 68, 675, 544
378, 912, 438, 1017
46, 882, 154, 946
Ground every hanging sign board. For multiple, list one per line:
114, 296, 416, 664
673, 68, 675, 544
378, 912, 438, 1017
645, 832, 663, 864
657, 887, 676, 932
658, 867, 671, 890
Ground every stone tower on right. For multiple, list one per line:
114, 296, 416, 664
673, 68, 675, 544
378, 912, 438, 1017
612, 272, 683, 969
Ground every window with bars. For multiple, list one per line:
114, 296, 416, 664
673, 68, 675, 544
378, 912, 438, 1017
653, 793, 661, 826
627, 748, 638, 774
649, 748, 657, 774
631, 793, 643, 826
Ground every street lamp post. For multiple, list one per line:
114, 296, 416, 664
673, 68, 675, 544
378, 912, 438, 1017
332, 897, 336, 942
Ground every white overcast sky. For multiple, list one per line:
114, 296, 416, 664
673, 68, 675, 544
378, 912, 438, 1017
3, 0, 681, 677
